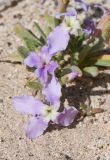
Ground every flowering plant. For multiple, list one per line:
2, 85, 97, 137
13, 0, 110, 139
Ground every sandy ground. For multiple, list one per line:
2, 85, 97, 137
0, 0, 110, 160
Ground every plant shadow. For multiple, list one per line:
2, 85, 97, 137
62, 72, 110, 108
46, 72, 110, 134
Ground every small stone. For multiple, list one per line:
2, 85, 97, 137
0, 99, 3, 103
97, 156, 100, 160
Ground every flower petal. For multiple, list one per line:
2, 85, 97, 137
24, 52, 42, 68
25, 117, 48, 139
13, 96, 45, 115
48, 61, 58, 75
42, 76, 61, 109
83, 19, 96, 36
41, 0, 46, 4
67, 71, 80, 81
56, 107, 78, 126
41, 45, 49, 53
56, 8, 77, 19
48, 25, 70, 55
41, 45, 52, 63
35, 67, 48, 83
75, 0, 90, 11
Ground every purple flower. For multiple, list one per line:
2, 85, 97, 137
41, 0, 46, 4
75, 0, 90, 11
67, 71, 81, 81
64, 16, 81, 35
56, 8, 77, 19
48, 25, 70, 55
25, 116, 48, 139
47, 10, 80, 54
55, 107, 78, 126
13, 96, 45, 115
24, 48, 58, 84
42, 76, 61, 107
13, 95, 78, 139
83, 19, 96, 36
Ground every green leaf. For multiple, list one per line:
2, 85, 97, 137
26, 81, 42, 91
18, 46, 29, 58
84, 54, 110, 67
60, 65, 82, 84
15, 23, 42, 46
78, 45, 91, 64
61, 67, 71, 77
70, 65, 82, 76
78, 36, 104, 65
61, 65, 82, 77
83, 66, 99, 77
69, 35, 84, 54
88, 37, 104, 55
80, 104, 88, 110
34, 22, 47, 43
72, 52, 80, 65
94, 59, 110, 67
61, 75, 68, 85
24, 38, 39, 51
76, 34, 85, 48
44, 13, 60, 29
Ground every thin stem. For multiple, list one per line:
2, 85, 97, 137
57, 0, 70, 13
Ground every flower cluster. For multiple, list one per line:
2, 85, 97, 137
13, 0, 110, 139
14, 40, 79, 139
13, 5, 81, 139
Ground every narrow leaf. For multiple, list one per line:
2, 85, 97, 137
84, 54, 110, 67
26, 81, 42, 91
45, 13, 60, 29
34, 22, 47, 42
24, 38, 38, 51
18, 46, 29, 58
15, 23, 42, 45
61, 65, 82, 77
90, 37, 104, 54
95, 60, 110, 67
78, 45, 91, 64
